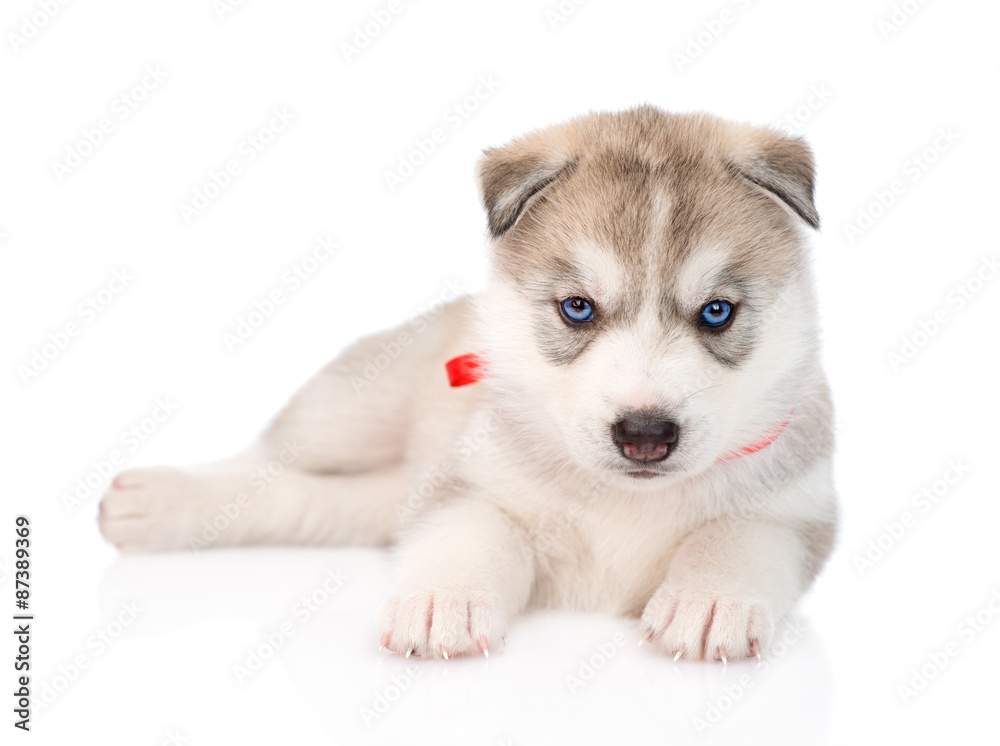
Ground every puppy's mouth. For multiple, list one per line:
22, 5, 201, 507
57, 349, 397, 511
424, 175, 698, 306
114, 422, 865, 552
623, 469, 666, 479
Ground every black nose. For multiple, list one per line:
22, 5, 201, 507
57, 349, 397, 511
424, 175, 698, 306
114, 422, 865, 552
612, 412, 679, 463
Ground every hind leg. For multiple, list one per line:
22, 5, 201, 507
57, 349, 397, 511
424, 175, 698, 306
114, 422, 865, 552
100, 454, 407, 551
99, 316, 450, 551
258, 295, 474, 473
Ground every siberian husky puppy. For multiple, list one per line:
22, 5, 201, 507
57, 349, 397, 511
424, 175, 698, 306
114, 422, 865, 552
101, 105, 837, 662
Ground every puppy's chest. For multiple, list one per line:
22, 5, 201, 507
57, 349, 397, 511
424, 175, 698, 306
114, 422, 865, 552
525, 494, 692, 614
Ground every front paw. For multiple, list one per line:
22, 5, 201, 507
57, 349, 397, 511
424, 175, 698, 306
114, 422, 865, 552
639, 584, 774, 663
377, 587, 506, 660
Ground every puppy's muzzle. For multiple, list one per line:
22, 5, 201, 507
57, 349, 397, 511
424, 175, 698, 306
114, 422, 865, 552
611, 412, 679, 463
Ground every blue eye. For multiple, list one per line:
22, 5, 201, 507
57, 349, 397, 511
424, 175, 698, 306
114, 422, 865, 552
560, 297, 594, 323
700, 301, 733, 327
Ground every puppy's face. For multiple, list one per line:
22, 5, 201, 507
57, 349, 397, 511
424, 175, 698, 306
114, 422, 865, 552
476, 107, 821, 486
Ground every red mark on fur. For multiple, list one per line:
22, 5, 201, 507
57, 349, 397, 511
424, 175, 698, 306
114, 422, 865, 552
445, 353, 486, 387
717, 412, 793, 461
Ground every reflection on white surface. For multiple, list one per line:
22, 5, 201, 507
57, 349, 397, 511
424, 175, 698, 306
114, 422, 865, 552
34, 549, 838, 745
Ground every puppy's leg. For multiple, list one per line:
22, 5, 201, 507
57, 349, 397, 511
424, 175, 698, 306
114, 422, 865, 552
378, 499, 534, 659
639, 519, 833, 662
260, 298, 472, 473
101, 458, 408, 551
259, 322, 427, 473
99, 307, 466, 550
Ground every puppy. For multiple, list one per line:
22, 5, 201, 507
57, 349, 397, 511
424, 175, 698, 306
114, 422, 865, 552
100, 105, 837, 663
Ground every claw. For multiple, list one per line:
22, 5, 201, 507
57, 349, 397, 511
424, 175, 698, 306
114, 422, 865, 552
378, 645, 384, 653
442, 648, 449, 660
673, 647, 684, 662
405, 648, 412, 659
750, 640, 762, 661
483, 647, 489, 659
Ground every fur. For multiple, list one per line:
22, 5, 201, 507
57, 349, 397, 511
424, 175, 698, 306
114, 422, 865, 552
100, 105, 838, 662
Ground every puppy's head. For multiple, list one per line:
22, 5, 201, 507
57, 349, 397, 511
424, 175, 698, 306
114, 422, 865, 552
475, 106, 820, 485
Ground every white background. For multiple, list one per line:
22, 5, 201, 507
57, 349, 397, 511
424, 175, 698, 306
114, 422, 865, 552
2, 0, 999, 744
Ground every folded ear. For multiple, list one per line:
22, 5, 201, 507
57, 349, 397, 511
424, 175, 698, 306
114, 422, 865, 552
476, 143, 576, 238
726, 129, 820, 230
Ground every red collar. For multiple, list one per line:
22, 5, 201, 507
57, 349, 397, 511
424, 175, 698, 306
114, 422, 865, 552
716, 414, 792, 461
445, 353, 488, 387
444, 354, 791, 461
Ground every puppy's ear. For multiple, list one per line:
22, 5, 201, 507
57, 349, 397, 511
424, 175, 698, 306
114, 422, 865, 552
476, 145, 576, 238
726, 130, 820, 230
